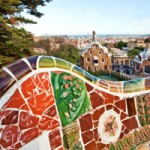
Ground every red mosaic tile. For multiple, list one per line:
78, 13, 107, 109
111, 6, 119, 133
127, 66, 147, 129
85, 83, 93, 92
44, 105, 57, 117
19, 111, 39, 130
93, 128, 99, 141
39, 116, 59, 130
126, 98, 137, 116
113, 106, 120, 114
113, 95, 120, 102
2, 90, 28, 110
21, 73, 55, 115
119, 132, 124, 139
124, 128, 130, 135
85, 140, 97, 150
106, 104, 113, 110
80, 114, 93, 132
104, 93, 114, 104
2, 110, 18, 125
90, 92, 104, 109
97, 142, 105, 150
20, 127, 41, 144
122, 117, 138, 131
93, 121, 99, 128
120, 112, 128, 120
82, 130, 94, 144
49, 129, 62, 150
11, 142, 22, 149
115, 99, 126, 113
92, 107, 105, 121
1, 125, 20, 149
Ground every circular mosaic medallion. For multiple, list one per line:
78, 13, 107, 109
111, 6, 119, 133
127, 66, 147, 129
98, 110, 122, 144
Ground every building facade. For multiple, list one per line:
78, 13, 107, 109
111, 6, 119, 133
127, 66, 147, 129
133, 37, 150, 76
80, 42, 112, 72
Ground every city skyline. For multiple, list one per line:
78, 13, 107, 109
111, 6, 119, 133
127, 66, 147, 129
22, 0, 150, 36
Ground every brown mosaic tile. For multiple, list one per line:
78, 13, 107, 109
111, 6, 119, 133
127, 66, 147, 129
93, 121, 99, 128
126, 98, 137, 117
115, 99, 126, 112
106, 104, 113, 110
113, 106, 120, 114
82, 130, 95, 144
120, 112, 128, 120
92, 107, 105, 121
90, 92, 104, 109
93, 128, 99, 141
97, 142, 105, 150
80, 114, 93, 132
122, 117, 138, 131
119, 132, 124, 139
124, 128, 130, 135
85, 140, 97, 150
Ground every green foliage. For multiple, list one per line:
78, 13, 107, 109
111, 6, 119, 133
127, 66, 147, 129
89, 70, 130, 81
50, 44, 80, 65
0, 0, 52, 67
128, 49, 141, 59
117, 41, 127, 49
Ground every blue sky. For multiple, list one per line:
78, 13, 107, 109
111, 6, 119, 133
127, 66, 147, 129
22, 0, 150, 36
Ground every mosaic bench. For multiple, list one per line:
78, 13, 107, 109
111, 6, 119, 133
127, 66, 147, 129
0, 56, 150, 150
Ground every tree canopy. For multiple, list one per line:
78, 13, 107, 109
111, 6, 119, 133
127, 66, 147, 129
50, 44, 80, 65
127, 49, 141, 59
117, 41, 127, 49
0, 0, 52, 67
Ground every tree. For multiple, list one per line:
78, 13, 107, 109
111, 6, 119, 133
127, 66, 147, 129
117, 41, 127, 49
50, 44, 80, 65
0, 0, 52, 66
127, 49, 141, 59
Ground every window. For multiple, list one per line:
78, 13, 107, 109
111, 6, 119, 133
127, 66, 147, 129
93, 59, 98, 64
102, 58, 105, 63
87, 66, 90, 71
89, 51, 92, 54
136, 64, 139, 70
95, 67, 97, 71
87, 57, 90, 62
99, 51, 101, 55
93, 56, 98, 65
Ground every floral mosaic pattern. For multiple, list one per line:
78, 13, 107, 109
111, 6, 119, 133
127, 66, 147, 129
0, 56, 150, 150
51, 72, 91, 126
98, 110, 122, 144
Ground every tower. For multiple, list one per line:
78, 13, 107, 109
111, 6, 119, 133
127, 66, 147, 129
92, 30, 96, 42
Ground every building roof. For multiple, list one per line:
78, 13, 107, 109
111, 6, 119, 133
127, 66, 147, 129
144, 37, 150, 43
81, 42, 110, 56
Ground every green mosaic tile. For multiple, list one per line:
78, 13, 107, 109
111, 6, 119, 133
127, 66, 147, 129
38, 56, 55, 68
51, 72, 91, 127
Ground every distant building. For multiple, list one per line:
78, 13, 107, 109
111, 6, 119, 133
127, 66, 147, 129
127, 41, 136, 50
80, 31, 112, 72
112, 48, 132, 67
133, 37, 150, 76
135, 39, 146, 48
33, 48, 47, 54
